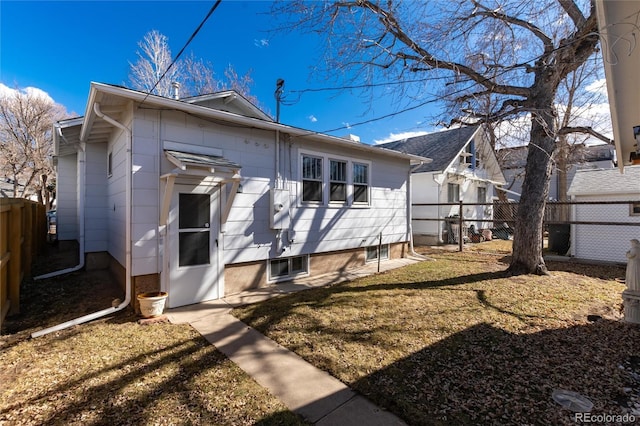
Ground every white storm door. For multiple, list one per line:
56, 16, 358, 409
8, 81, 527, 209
168, 184, 220, 308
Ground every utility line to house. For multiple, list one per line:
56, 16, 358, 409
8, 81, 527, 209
140, 0, 222, 106
293, 39, 606, 137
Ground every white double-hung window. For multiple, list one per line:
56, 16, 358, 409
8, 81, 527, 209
300, 151, 370, 207
302, 155, 323, 203
329, 159, 347, 202
353, 162, 369, 204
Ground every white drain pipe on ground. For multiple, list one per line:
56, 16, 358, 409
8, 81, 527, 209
31, 103, 132, 338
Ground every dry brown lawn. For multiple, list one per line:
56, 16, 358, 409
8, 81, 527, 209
233, 247, 638, 425
0, 247, 306, 426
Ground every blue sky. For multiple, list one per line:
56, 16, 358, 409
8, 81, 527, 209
0, 0, 442, 144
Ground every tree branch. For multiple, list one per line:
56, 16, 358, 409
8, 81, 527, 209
470, 0, 553, 52
557, 126, 613, 144
557, 0, 587, 28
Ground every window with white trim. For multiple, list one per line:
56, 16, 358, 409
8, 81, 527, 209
299, 151, 371, 207
365, 244, 389, 262
269, 255, 309, 281
107, 152, 113, 178
631, 201, 640, 216
477, 187, 486, 203
302, 155, 323, 203
448, 183, 460, 203
329, 159, 347, 202
353, 162, 369, 204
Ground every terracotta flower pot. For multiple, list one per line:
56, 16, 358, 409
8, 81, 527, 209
137, 292, 168, 318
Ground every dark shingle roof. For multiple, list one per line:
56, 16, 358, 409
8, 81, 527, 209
497, 143, 615, 169
379, 126, 479, 173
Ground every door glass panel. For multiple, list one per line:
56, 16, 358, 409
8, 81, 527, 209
179, 231, 210, 266
179, 194, 210, 229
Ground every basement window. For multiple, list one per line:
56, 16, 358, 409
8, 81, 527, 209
365, 244, 389, 262
269, 255, 309, 281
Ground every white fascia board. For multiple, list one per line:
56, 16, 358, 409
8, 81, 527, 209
85, 82, 432, 166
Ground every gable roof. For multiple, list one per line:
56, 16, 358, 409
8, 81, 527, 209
54, 82, 430, 166
568, 165, 640, 196
181, 91, 272, 121
379, 126, 480, 173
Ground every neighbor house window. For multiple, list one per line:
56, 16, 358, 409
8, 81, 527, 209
269, 255, 309, 281
477, 187, 486, 203
631, 202, 640, 216
329, 160, 347, 202
365, 245, 389, 262
448, 183, 460, 203
302, 155, 323, 202
353, 163, 369, 203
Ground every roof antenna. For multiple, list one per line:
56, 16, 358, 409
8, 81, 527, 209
275, 79, 285, 123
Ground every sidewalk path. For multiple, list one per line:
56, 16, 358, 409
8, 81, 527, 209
167, 257, 422, 425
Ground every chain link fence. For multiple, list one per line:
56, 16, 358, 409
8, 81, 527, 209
413, 200, 640, 263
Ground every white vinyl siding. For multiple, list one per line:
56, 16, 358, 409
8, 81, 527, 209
84, 142, 108, 252
572, 195, 640, 263
56, 153, 78, 240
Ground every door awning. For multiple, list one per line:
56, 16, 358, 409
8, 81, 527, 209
160, 150, 242, 230
165, 150, 241, 172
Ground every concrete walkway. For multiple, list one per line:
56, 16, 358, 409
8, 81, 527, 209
166, 257, 423, 425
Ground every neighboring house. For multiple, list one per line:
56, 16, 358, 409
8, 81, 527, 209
379, 126, 505, 245
53, 82, 427, 309
567, 166, 640, 263
497, 143, 615, 201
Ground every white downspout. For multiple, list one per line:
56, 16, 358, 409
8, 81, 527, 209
31, 103, 132, 338
35, 136, 86, 280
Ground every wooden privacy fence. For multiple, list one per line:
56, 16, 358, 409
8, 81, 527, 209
0, 198, 46, 330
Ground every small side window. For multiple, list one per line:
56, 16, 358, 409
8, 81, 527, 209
631, 201, 640, 216
107, 152, 113, 177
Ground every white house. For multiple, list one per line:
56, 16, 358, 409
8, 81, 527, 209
379, 126, 505, 245
52, 82, 428, 310
497, 143, 615, 201
567, 166, 640, 263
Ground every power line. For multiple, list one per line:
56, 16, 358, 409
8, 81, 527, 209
141, 0, 222, 105
294, 35, 604, 137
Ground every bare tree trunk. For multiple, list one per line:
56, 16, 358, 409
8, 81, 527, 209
508, 103, 556, 275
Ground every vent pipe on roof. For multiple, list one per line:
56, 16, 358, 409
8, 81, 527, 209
171, 82, 180, 100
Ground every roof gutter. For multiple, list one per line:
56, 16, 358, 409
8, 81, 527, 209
89, 82, 430, 165
31, 103, 133, 338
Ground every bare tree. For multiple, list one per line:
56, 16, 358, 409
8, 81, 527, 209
272, 0, 607, 275
128, 30, 257, 103
0, 85, 66, 206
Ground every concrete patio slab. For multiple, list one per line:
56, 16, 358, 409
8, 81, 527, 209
167, 257, 421, 424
